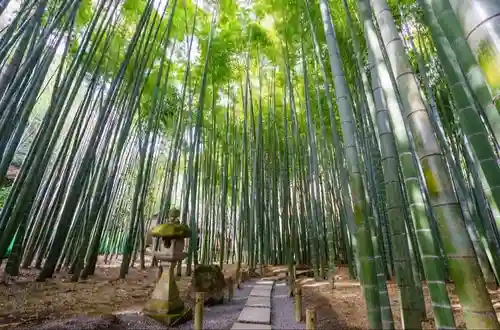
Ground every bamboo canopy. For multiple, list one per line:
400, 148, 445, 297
0, 0, 499, 328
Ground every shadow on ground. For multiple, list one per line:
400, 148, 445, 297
264, 265, 367, 330
17, 280, 255, 330
300, 280, 364, 330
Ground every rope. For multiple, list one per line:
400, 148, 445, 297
169, 295, 216, 326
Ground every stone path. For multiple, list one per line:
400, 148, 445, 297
173, 280, 256, 330
231, 280, 275, 330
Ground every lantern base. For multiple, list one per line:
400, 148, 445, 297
144, 308, 192, 326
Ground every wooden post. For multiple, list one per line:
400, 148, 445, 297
227, 276, 234, 302
236, 270, 242, 289
194, 292, 204, 330
157, 264, 163, 280
242, 269, 249, 281
305, 308, 316, 330
288, 276, 295, 297
288, 264, 296, 297
294, 286, 302, 322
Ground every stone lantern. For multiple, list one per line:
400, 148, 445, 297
143, 217, 192, 326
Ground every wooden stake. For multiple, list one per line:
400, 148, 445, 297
295, 286, 302, 322
227, 276, 234, 302
194, 292, 204, 330
157, 264, 163, 280
236, 270, 242, 289
288, 275, 295, 297
305, 308, 316, 330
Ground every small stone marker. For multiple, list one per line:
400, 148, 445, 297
231, 322, 272, 330
245, 296, 271, 308
238, 306, 271, 325
189, 265, 227, 305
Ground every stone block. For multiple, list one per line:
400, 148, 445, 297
245, 296, 271, 308
231, 322, 272, 330
238, 307, 271, 325
249, 288, 272, 297
189, 264, 226, 305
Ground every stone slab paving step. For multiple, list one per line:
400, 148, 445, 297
249, 285, 272, 297
235, 279, 275, 327
251, 286, 273, 292
237, 306, 272, 325
245, 296, 271, 308
253, 285, 273, 291
249, 289, 271, 297
231, 322, 272, 330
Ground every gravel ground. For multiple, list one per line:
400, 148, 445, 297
174, 280, 255, 330
25, 280, 256, 330
22, 278, 308, 330
271, 281, 304, 330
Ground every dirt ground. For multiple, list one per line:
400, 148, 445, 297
0, 256, 238, 328
297, 265, 500, 329
1, 261, 500, 329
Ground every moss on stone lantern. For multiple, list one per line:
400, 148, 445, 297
143, 214, 192, 326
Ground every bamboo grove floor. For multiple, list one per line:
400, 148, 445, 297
1, 258, 500, 329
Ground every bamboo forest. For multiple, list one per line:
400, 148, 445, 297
0, 0, 499, 328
